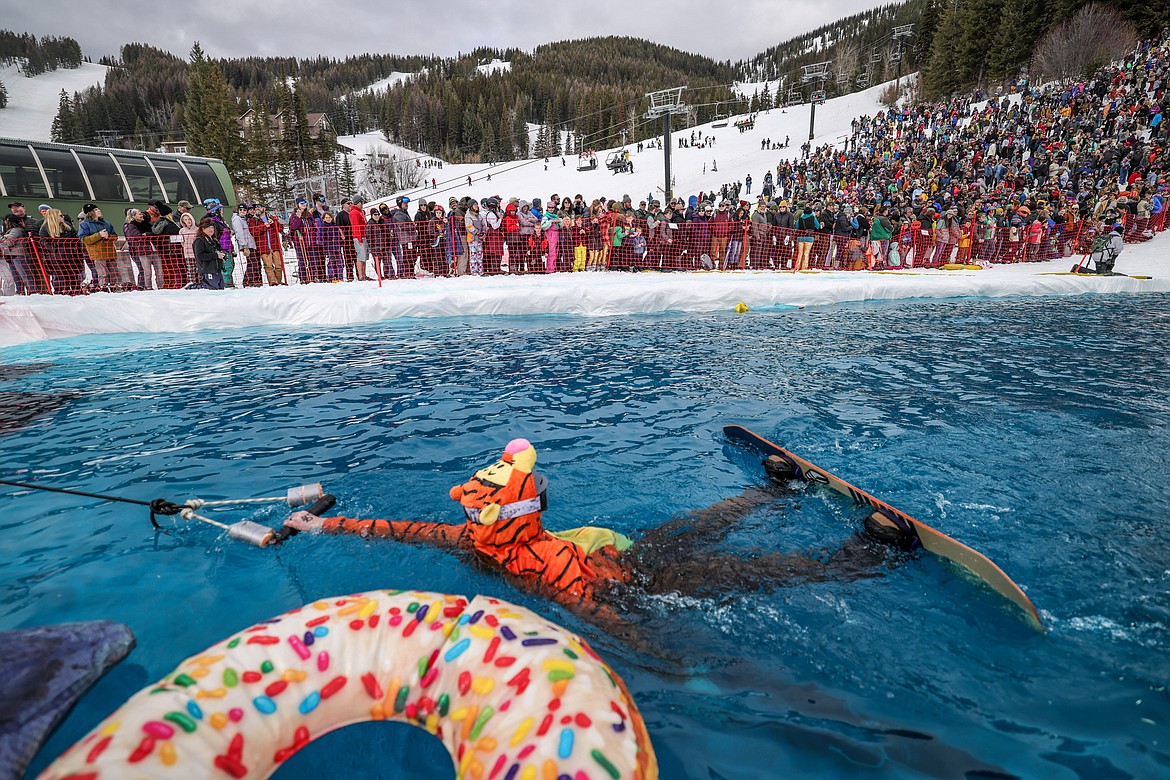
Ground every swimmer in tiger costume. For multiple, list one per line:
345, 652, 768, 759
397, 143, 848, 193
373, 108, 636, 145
285, 438, 907, 627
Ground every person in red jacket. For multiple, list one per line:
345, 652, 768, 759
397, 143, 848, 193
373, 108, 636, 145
349, 197, 371, 281
502, 201, 520, 273
248, 205, 285, 286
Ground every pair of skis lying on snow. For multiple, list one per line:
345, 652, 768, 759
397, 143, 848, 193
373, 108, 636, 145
724, 425, 1042, 630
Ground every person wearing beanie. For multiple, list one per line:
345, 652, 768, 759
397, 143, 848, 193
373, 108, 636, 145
77, 203, 120, 289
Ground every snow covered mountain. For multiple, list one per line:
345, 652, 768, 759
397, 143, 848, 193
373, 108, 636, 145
341, 77, 898, 211
0, 61, 108, 140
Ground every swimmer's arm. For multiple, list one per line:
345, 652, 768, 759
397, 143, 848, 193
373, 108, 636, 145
683, 485, 787, 525
285, 512, 468, 550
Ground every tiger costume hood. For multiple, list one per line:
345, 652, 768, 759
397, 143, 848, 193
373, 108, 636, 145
450, 438, 547, 552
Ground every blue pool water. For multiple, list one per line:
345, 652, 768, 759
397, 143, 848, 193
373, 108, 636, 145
4, 294, 1169, 779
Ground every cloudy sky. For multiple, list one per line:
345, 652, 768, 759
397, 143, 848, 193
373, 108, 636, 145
9, 1, 892, 63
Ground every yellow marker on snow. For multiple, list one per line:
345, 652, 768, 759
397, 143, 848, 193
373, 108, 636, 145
734, 302, 749, 313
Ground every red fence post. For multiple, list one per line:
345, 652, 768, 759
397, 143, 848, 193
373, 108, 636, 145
26, 237, 53, 294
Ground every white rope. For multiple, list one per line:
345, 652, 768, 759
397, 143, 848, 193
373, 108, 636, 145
179, 506, 231, 531
188, 496, 287, 508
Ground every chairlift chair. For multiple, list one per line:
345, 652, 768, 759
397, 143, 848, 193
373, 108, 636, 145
889, 50, 903, 63
711, 113, 729, 128
811, 90, 827, 102
871, 52, 884, 63
577, 152, 598, 172
605, 150, 632, 173
787, 89, 802, 105
836, 73, 849, 85
856, 74, 871, 88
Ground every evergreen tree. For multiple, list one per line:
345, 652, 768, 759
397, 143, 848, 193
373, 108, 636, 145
184, 42, 210, 154
989, 1, 1033, 80
272, 140, 295, 210
915, 0, 944, 64
51, 89, 81, 143
496, 115, 513, 161
922, 0, 967, 97
280, 81, 313, 184
462, 106, 483, 152
480, 122, 496, 160
339, 154, 358, 199
199, 63, 243, 173
0, 79, 7, 110
240, 101, 276, 204
512, 101, 528, 158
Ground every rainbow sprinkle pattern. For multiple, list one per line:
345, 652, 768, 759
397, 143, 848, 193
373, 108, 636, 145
40, 590, 657, 780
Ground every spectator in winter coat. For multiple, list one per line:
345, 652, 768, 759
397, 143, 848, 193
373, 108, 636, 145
869, 206, 894, 266
539, 206, 560, 274
749, 200, 770, 268
427, 204, 447, 276
250, 205, 285, 285
446, 198, 466, 275
366, 207, 396, 279
388, 196, 415, 275
36, 208, 81, 294
232, 204, 259, 286
192, 217, 227, 290
203, 199, 236, 287
710, 200, 733, 269
727, 202, 749, 269
317, 210, 345, 281
481, 198, 503, 274
930, 211, 950, 265
148, 201, 183, 288
179, 212, 199, 284
1, 215, 33, 294
829, 206, 854, 268
502, 202, 520, 273
413, 200, 442, 277
516, 201, 539, 273
288, 200, 317, 283
1025, 215, 1045, 261
124, 208, 162, 290
465, 199, 486, 275
772, 202, 796, 268
77, 204, 120, 289
7, 202, 40, 235
689, 203, 712, 268
349, 197, 370, 280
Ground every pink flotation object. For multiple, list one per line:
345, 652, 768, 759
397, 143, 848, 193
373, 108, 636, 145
40, 589, 657, 779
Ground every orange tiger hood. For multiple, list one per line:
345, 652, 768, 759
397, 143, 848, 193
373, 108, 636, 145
450, 438, 545, 551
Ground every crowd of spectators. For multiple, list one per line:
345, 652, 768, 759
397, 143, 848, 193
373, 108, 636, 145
3, 33, 1167, 294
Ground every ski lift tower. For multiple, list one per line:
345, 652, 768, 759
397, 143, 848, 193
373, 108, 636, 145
801, 61, 832, 141
644, 86, 688, 202
892, 24, 914, 96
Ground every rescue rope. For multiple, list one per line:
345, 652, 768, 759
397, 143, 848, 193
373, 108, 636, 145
0, 478, 332, 544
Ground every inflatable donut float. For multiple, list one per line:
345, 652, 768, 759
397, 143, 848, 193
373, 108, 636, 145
41, 590, 656, 780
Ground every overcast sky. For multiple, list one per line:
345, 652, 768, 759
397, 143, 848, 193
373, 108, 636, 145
8, 1, 892, 64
